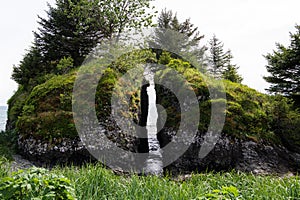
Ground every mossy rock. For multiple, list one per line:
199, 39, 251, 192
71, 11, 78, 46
7, 50, 300, 164
155, 55, 283, 145
14, 50, 156, 144
6, 86, 29, 130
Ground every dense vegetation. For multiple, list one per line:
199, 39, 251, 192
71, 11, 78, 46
264, 25, 300, 102
2, 0, 300, 199
155, 52, 299, 147
0, 159, 300, 199
7, 48, 300, 155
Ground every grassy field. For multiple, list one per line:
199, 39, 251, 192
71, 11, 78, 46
1, 160, 300, 200
54, 165, 300, 200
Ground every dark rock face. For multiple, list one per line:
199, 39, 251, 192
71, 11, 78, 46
17, 136, 95, 167
162, 133, 300, 175
155, 84, 180, 148
17, 118, 142, 168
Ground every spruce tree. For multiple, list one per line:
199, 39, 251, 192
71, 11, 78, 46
12, 0, 155, 86
222, 50, 243, 83
208, 35, 227, 78
150, 9, 206, 66
208, 35, 242, 82
34, 0, 103, 68
264, 25, 300, 99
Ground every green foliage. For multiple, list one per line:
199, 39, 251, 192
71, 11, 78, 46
208, 35, 242, 83
24, 73, 75, 114
34, 0, 156, 67
34, 0, 105, 67
0, 159, 299, 199
0, 167, 77, 200
12, 47, 45, 87
17, 111, 76, 139
264, 24, 300, 97
223, 81, 278, 142
156, 55, 286, 144
0, 157, 10, 178
150, 9, 206, 68
205, 185, 239, 199
50, 165, 300, 199
94, 50, 156, 127
56, 57, 74, 75
270, 95, 300, 152
98, 0, 156, 34
13, 0, 156, 89
15, 50, 156, 141
14, 73, 76, 139
0, 130, 18, 160
222, 65, 243, 83
6, 87, 29, 131
207, 35, 228, 78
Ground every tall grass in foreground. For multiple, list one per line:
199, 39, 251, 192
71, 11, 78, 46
0, 159, 299, 199
50, 163, 300, 200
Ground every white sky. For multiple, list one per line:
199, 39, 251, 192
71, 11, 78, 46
0, 0, 299, 106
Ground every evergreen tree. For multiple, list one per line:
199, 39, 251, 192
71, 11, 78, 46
208, 35, 242, 82
34, 0, 103, 68
12, 0, 155, 86
264, 25, 300, 99
150, 9, 206, 66
222, 50, 243, 83
12, 47, 45, 86
208, 35, 228, 78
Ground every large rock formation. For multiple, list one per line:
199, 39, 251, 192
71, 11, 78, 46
153, 56, 300, 175
162, 132, 300, 175
10, 59, 151, 168
7, 50, 300, 175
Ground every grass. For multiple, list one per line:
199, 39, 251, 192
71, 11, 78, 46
55, 165, 300, 199
1, 161, 299, 200
0, 164, 300, 200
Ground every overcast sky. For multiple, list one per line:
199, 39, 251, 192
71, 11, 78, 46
0, 0, 299, 106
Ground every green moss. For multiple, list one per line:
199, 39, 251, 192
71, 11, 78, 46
17, 111, 76, 139
155, 54, 288, 144
8, 49, 299, 148
24, 73, 76, 114
13, 50, 156, 141
7, 86, 29, 130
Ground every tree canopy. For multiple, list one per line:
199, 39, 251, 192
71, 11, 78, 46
207, 35, 242, 83
12, 0, 155, 87
150, 9, 206, 66
264, 25, 300, 98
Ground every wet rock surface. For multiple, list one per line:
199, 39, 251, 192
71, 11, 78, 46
18, 132, 300, 176
18, 136, 94, 167
17, 118, 143, 168
163, 133, 300, 175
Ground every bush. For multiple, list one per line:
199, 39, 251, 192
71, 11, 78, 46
271, 96, 300, 152
0, 157, 9, 178
0, 130, 18, 160
0, 167, 77, 200
6, 87, 29, 131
